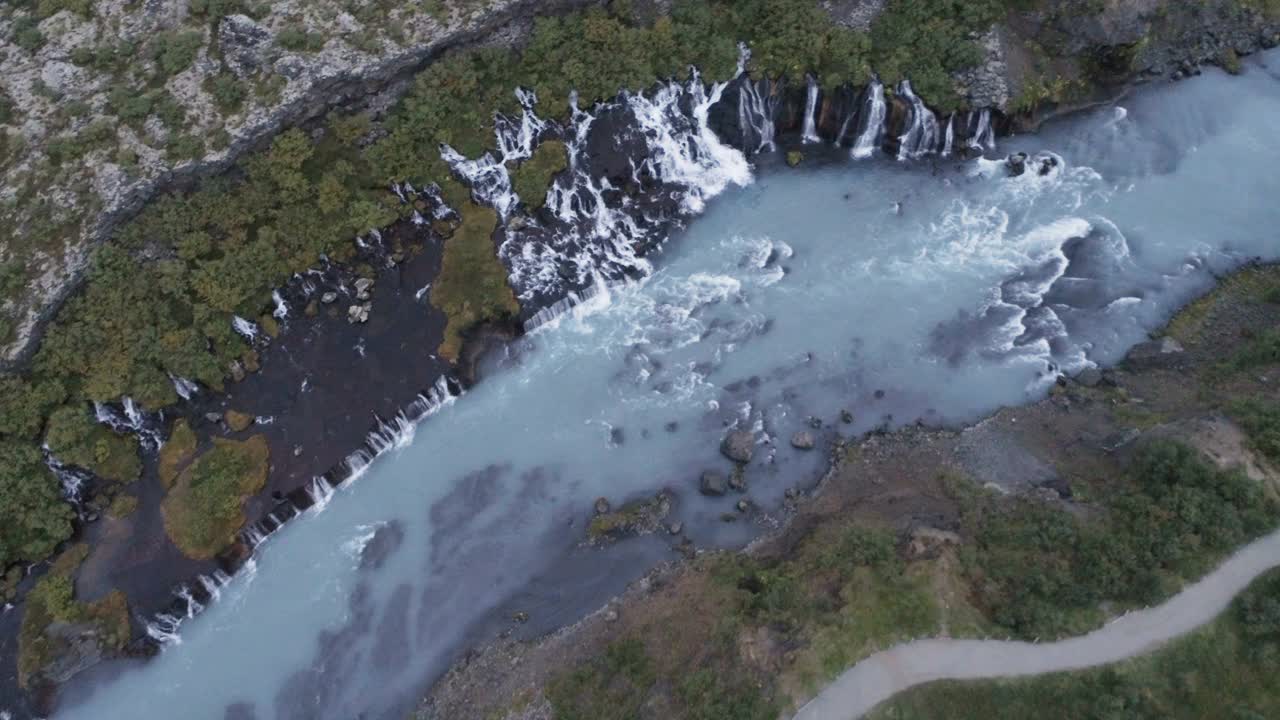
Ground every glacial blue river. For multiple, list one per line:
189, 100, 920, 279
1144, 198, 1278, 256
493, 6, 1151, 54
57, 52, 1280, 720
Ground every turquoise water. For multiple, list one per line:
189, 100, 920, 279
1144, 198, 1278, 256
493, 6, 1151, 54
57, 53, 1280, 719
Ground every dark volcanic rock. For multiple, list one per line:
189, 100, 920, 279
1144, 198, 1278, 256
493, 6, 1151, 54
699, 471, 728, 497
720, 430, 754, 463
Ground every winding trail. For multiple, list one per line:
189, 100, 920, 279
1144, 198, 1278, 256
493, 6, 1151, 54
793, 528, 1280, 720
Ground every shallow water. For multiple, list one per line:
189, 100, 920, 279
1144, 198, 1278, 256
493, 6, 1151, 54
57, 53, 1280, 720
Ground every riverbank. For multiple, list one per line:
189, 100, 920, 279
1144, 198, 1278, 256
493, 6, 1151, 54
416, 263, 1280, 719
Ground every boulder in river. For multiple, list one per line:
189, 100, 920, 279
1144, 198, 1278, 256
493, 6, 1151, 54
700, 471, 728, 496
792, 431, 816, 450
720, 430, 754, 463
593, 497, 611, 515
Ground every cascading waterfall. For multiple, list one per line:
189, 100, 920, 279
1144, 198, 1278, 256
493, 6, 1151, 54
896, 79, 940, 160
93, 397, 162, 450
734, 44, 779, 154
968, 108, 995, 151
42, 451, 93, 512
850, 77, 886, 159
440, 87, 549, 219
942, 113, 955, 157
272, 290, 289, 321
801, 74, 821, 144
496, 65, 750, 315
169, 374, 199, 402
231, 316, 260, 343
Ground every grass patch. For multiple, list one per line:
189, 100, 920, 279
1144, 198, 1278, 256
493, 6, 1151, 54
509, 140, 567, 211
160, 434, 269, 559
870, 567, 1280, 720
17, 544, 130, 688
429, 205, 519, 361
158, 419, 197, 490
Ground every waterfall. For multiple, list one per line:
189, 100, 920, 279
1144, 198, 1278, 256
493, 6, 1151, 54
231, 315, 260, 343
734, 44, 778, 154
494, 87, 548, 162
968, 108, 995, 151
942, 113, 955, 157
801, 74, 821, 144
42, 451, 92, 512
895, 79, 940, 161
496, 66, 749, 317
851, 78, 886, 159
271, 290, 289, 321
169, 374, 199, 402
93, 397, 163, 450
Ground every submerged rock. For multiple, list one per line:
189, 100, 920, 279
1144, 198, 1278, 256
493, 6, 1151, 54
720, 430, 754, 463
587, 491, 674, 544
593, 497, 611, 515
792, 431, 816, 450
699, 471, 728, 496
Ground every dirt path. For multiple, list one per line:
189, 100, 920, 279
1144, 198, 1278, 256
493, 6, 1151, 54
794, 527, 1280, 720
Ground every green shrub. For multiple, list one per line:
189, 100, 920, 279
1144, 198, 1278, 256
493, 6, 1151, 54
204, 73, 247, 112
35, 0, 93, 19
1232, 399, 1280, 464
151, 31, 205, 79
12, 16, 46, 52
276, 28, 325, 52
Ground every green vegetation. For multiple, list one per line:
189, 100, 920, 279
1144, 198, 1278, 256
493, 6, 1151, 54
549, 525, 942, 718
18, 544, 129, 688
509, 140, 567, 211
160, 435, 269, 559
277, 28, 326, 52
0, 443, 73, 570
150, 30, 205, 80
1232, 399, 1280, 465
43, 405, 141, 484
959, 440, 1278, 641
871, 568, 1280, 720
430, 206, 519, 360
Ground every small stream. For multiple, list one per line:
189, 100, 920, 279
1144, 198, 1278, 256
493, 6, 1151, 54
54, 51, 1280, 720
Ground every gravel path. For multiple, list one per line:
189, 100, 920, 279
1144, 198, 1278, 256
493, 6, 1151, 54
794, 528, 1280, 720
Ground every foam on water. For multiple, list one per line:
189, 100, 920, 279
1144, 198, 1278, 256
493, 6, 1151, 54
58, 54, 1280, 720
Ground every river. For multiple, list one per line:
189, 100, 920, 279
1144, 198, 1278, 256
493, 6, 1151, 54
55, 50, 1280, 720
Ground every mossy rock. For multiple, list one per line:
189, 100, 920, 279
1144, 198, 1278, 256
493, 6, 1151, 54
106, 494, 138, 519
224, 409, 255, 432
161, 435, 269, 560
430, 204, 520, 362
17, 543, 130, 688
158, 419, 197, 490
786, 150, 804, 167
510, 140, 568, 211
